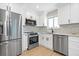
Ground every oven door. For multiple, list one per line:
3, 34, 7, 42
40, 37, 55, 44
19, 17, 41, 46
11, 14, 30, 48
29, 36, 38, 45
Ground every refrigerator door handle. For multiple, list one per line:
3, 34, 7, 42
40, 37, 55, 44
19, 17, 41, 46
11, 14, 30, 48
6, 15, 9, 36
4, 11, 9, 40
18, 15, 22, 38
6, 15, 10, 39
5, 11, 9, 36
6, 11, 11, 38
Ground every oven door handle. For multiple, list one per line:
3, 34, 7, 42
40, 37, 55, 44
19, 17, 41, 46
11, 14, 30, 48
29, 35, 38, 37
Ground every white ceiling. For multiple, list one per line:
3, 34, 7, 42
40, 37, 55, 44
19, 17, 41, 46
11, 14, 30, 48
22, 3, 57, 12
11, 3, 68, 14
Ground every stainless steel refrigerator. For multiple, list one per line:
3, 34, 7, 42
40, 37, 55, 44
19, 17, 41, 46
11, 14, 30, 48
0, 8, 22, 56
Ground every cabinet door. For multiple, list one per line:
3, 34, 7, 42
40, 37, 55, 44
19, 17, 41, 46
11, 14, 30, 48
71, 3, 79, 23
36, 16, 42, 26
22, 34, 27, 51
47, 35, 53, 50
48, 34, 53, 50
69, 37, 79, 56
42, 35, 46, 46
10, 4, 21, 14
39, 35, 42, 45
0, 3, 7, 10
39, 34, 44, 46
37, 14, 45, 26
58, 4, 71, 25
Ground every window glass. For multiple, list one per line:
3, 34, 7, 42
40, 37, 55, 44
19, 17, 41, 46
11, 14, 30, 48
48, 16, 59, 29
48, 17, 54, 28
54, 17, 59, 28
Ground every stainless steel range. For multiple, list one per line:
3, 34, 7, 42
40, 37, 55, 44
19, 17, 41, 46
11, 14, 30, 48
27, 32, 39, 50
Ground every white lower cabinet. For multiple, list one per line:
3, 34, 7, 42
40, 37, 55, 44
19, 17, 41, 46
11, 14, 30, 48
22, 34, 28, 52
39, 34, 53, 50
45, 34, 53, 50
68, 37, 79, 56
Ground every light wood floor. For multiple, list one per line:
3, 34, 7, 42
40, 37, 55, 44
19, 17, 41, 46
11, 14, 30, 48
21, 45, 63, 56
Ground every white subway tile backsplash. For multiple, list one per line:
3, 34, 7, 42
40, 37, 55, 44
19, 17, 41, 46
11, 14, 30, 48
54, 24, 79, 35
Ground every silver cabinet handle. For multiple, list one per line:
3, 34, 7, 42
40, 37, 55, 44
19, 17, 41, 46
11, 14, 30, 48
68, 19, 70, 24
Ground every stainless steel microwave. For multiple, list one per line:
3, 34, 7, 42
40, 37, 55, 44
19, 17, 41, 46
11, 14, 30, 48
25, 19, 36, 26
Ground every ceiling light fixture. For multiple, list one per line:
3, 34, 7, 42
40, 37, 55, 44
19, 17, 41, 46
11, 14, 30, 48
36, 5, 39, 8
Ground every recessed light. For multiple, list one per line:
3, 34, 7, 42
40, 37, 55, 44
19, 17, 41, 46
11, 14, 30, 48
36, 5, 39, 8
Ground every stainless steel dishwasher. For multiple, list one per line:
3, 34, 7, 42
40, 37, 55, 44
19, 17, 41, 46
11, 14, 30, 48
53, 34, 68, 56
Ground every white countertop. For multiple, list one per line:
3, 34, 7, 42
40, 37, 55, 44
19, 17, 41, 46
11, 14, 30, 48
23, 31, 79, 37
53, 33, 79, 37
38, 32, 52, 34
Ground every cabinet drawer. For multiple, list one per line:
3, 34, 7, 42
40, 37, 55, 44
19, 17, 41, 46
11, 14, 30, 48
69, 37, 79, 42
69, 37, 79, 56
69, 47, 79, 56
69, 41, 79, 48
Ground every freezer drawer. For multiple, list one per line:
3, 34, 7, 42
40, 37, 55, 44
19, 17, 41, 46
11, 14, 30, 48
7, 40, 17, 56
8, 39, 22, 56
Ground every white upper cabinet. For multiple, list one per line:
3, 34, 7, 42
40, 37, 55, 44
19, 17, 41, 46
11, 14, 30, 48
36, 12, 47, 26
36, 14, 44, 26
70, 3, 79, 23
36, 16, 43, 26
9, 4, 23, 14
0, 3, 7, 10
58, 4, 71, 25
0, 3, 22, 14
58, 3, 79, 25
36, 16, 40, 26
